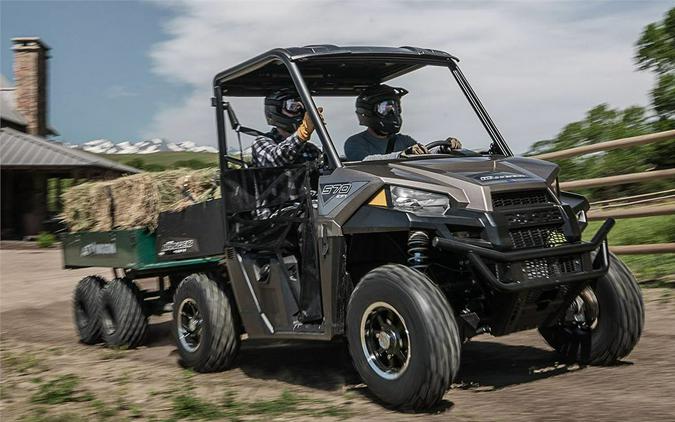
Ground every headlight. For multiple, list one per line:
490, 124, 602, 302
390, 186, 450, 215
576, 209, 587, 223
549, 177, 560, 198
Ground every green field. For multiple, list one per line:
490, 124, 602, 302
584, 215, 675, 281
99, 152, 218, 171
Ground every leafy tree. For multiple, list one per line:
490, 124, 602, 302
635, 8, 675, 74
526, 7, 675, 199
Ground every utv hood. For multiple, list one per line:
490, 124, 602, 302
348, 156, 559, 211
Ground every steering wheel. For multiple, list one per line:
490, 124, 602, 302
424, 139, 465, 155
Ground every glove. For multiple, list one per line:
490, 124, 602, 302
401, 143, 429, 156
446, 137, 462, 149
297, 107, 324, 142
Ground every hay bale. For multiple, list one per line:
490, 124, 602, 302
61, 167, 220, 232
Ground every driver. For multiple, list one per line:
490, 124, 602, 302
252, 89, 323, 167
344, 84, 462, 161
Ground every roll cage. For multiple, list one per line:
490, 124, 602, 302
212, 45, 514, 176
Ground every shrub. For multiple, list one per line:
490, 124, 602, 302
36, 232, 57, 248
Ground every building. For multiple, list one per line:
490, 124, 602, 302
1, 38, 139, 239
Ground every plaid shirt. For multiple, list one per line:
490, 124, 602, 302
252, 128, 322, 167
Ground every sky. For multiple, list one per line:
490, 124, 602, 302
1, 0, 671, 154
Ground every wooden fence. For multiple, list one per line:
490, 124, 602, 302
533, 130, 675, 255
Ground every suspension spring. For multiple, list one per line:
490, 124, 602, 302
407, 231, 430, 271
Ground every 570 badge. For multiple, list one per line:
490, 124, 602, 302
320, 183, 352, 202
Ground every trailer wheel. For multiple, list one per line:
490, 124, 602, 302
173, 273, 240, 372
73, 276, 106, 344
346, 264, 461, 410
100, 278, 148, 348
539, 253, 644, 364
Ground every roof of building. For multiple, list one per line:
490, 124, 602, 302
0, 127, 140, 174
0, 74, 57, 135
0, 75, 28, 127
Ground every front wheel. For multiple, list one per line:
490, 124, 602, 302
346, 264, 461, 410
539, 253, 644, 364
173, 273, 240, 372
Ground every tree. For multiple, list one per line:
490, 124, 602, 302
635, 8, 675, 74
526, 7, 675, 199
635, 7, 675, 168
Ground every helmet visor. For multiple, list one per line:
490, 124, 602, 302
375, 99, 400, 117
283, 98, 305, 115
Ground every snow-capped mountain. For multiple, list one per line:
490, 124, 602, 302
67, 138, 218, 154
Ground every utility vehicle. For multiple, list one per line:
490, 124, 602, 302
65, 46, 644, 410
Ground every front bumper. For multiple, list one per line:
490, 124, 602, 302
432, 219, 614, 292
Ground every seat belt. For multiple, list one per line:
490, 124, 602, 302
385, 135, 396, 154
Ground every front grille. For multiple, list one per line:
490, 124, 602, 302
509, 227, 567, 249
504, 208, 563, 227
522, 255, 583, 280
492, 190, 551, 209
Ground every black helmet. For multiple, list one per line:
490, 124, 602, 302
264, 88, 305, 132
355, 84, 408, 135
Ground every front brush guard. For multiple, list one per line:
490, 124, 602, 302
432, 219, 614, 292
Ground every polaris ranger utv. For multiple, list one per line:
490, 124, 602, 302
65, 46, 644, 410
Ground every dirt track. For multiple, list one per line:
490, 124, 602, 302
1, 248, 674, 421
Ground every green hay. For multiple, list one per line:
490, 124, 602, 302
61, 167, 219, 232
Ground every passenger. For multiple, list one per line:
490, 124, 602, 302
252, 89, 323, 167
344, 84, 462, 161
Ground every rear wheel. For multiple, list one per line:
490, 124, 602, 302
73, 276, 106, 344
100, 278, 148, 348
539, 253, 644, 364
173, 273, 240, 372
346, 264, 461, 410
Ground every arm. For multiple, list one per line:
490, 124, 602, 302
252, 134, 307, 167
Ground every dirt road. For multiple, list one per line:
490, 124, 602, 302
1, 248, 674, 421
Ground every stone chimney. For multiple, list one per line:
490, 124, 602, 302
12, 37, 50, 137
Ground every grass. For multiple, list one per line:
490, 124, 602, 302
583, 215, 675, 280
30, 374, 93, 405
100, 345, 129, 360
100, 151, 218, 171
172, 394, 225, 420
20, 411, 87, 422
170, 389, 352, 420
1, 351, 45, 374
91, 399, 118, 419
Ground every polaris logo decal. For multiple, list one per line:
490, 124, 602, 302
80, 242, 117, 257
469, 172, 531, 184
158, 238, 199, 256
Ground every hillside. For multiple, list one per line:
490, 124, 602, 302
99, 151, 218, 171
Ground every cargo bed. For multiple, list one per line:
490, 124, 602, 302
62, 200, 226, 275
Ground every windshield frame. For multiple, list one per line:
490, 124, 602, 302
213, 51, 513, 171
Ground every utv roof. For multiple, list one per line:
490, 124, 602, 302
214, 45, 459, 96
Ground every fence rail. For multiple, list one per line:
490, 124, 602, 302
610, 243, 675, 255
559, 168, 675, 190
537, 129, 674, 255
533, 129, 675, 160
587, 203, 675, 220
